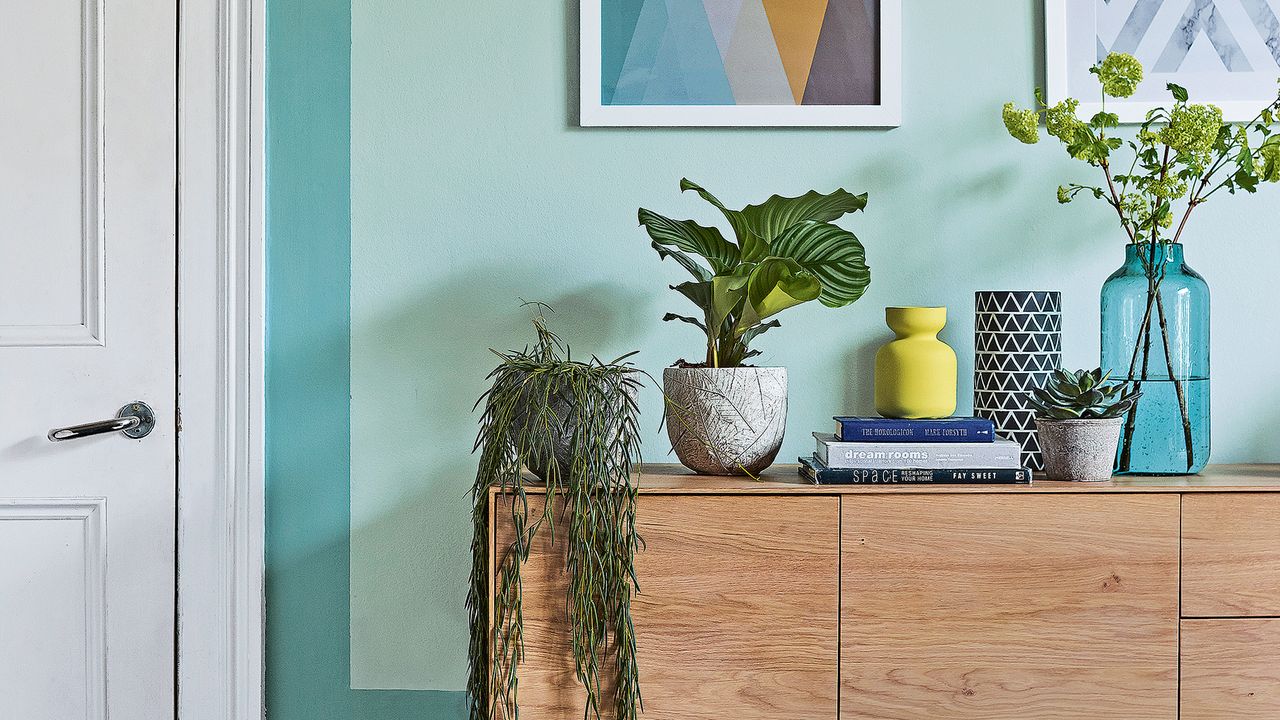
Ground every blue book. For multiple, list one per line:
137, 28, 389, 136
799, 456, 1031, 485
833, 416, 996, 443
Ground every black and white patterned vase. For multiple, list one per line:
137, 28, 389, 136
974, 291, 1062, 471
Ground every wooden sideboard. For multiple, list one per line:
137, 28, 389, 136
489, 464, 1280, 719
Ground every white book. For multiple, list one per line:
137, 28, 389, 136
813, 433, 1022, 470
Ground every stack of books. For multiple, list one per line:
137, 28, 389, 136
800, 416, 1032, 485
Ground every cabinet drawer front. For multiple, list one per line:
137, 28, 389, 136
493, 494, 840, 720
841, 494, 1179, 720
1183, 494, 1280, 617
1181, 619, 1280, 719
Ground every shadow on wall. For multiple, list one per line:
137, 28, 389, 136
349, 266, 649, 689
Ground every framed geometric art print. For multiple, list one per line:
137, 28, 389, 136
1046, 0, 1280, 122
580, 0, 901, 127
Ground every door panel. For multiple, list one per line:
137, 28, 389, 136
1181, 618, 1280, 719
0, 0, 102, 344
493, 493, 841, 719
0, 0, 176, 716
0, 501, 105, 719
1182, 494, 1280, 617
840, 495, 1179, 720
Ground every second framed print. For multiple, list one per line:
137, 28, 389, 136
1047, 0, 1280, 122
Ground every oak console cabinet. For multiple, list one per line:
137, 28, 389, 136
489, 465, 1280, 719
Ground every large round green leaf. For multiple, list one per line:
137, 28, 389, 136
769, 221, 871, 307
679, 179, 867, 263
738, 189, 868, 243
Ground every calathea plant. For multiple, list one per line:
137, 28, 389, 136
638, 179, 873, 475
1003, 52, 1280, 472
466, 307, 644, 720
639, 179, 871, 368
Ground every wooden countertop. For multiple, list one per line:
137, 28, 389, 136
507, 464, 1280, 494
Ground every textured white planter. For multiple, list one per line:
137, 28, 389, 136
1035, 417, 1123, 482
663, 366, 787, 476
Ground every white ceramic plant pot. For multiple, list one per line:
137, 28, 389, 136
1035, 417, 1123, 482
663, 366, 787, 476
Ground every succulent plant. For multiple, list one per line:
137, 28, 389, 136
1028, 368, 1142, 420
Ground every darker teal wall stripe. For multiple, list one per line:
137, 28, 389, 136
266, 0, 354, 716
265, 0, 465, 717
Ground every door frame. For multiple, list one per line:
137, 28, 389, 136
176, 0, 266, 718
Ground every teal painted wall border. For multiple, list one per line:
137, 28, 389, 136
264, 0, 465, 716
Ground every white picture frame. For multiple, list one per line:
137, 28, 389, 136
1046, 0, 1280, 123
580, 0, 901, 127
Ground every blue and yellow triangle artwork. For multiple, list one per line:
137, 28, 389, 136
601, 0, 881, 106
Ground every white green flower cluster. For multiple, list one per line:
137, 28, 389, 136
1000, 51, 1280, 242
1096, 53, 1143, 99
1002, 102, 1040, 144
1160, 103, 1224, 160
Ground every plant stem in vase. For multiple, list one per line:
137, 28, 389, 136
1002, 52, 1280, 474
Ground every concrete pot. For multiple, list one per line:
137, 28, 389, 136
513, 373, 633, 482
1035, 417, 1123, 482
663, 366, 787, 476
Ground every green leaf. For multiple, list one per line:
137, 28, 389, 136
737, 258, 821, 330
662, 312, 707, 332
1235, 167, 1260, 193
678, 178, 757, 254
740, 318, 781, 348
737, 188, 868, 245
670, 281, 713, 316
1090, 111, 1120, 129
710, 274, 749, 336
768, 221, 871, 307
680, 181, 869, 264
1167, 82, 1189, 103
638, 207, 740, 274
651, 241, 712, 282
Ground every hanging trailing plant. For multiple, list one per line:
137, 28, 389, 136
466, 306, 645, 720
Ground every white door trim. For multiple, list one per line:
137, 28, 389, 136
176, 0, 265, 718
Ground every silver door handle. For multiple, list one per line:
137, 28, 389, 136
48, 402, 156, 442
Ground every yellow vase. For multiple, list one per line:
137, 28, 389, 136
874, 306, 957, 419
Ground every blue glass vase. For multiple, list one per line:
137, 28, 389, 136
1100, 242, 1210, 474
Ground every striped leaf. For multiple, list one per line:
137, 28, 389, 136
738, 188, 868, 243
769, 221, 870, 307
651, 241, 712, 281
679, 180, 867, 263
638, 208, 740, 274
678, 178, 767, 261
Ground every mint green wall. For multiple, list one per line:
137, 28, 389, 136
271, 0, 1280, 716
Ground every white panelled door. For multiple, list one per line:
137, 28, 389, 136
0, 0, 176, 718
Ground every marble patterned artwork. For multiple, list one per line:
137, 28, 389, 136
1054, 0, 1280, 120
1098, 0, 1280, 71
